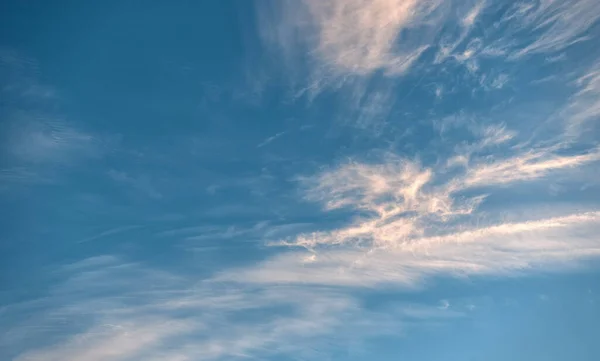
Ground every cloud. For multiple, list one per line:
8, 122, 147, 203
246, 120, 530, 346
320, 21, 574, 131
281, 137, 600, 252
507, 0, 600, 58
0, 50, 114, 188
564, 62, 600, 134
297, 0, 440, 76
6, 3, 600, 360
253, 0, 600, 136
0, 48, 57, 101
77, 226, 143, 244
257, 0, 457, 89
4, 257, 456, 361
0, 115, 110, 189
223, 211, 600, 288
260, 0, 600, 79
3, 117, 97, 164
462, 147, 600, 187
0, 167, 45, 188
440, 0, 600, 61
244, 116, 600, 287
15, 320, 196, 361
257, 131, 287, 148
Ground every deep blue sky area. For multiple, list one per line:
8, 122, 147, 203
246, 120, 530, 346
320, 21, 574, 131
1, 1, 600, 360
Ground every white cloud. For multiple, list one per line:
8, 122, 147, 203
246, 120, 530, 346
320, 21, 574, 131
462, 147, 600, 187
257, 0, 600, 93
15, 320, 197, 361
300, 0, 439, 76
5, 258, 454, 361
223, 211, 600, 288
508, 0, 600, 58
254, 0, 600, 136
13, 118, 596, 360
244, 120, 600, 288
8, 143, 600, 361
283, 140, 600, 253
257, 131, 287, 148
565, 62, 600, 134
258, 0, 454, 85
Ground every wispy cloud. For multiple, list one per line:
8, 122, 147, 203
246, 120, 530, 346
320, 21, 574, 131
462, 147, 600, 187
225, 211, 600, 288
255, 0, 600, 136
0, 48, 57, 101
4, 117, 98, 164
0, 50, 112, 188
15, 320, 196, 361
249, 116, 600, 286
4, 257, 459, 361
260, 0, 600, 81
564, 62, 600, 135
296, 0, 440, 76
257, 131, 287, 148
77, 226, 142, 244
507, 0, 600, 58
259, 0, 437, 78
0, 115, 108, 189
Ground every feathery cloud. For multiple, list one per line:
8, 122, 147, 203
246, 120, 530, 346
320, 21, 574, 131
462, 148, 600, 187
4, 257, 458, 361
565, 62, 600, 134
225, 211, 600, 287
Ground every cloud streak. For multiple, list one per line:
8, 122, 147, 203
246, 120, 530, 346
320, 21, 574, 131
508, 0, 600, 58
4, 257, 460, 361
462, 147, 600, 187
261, 0, 600, 80
565, 61, 600, 134
226, 211, 600, 288
298, 0, 439, 76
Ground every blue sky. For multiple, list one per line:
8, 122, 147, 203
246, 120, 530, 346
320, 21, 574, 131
1, 1, 600, 360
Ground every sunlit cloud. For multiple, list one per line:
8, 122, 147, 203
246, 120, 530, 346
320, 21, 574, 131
299, 0, 439, 76
259, 0, 445, 78
226, 211, 600, 288
462, 147, 600, 187
261, 0, 600, 80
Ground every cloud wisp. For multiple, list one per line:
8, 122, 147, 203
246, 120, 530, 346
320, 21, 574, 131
4, 257, 462, 361
256, 0, 600, 135
260, 0, 600, 81
251, 125, 600, 287
0, 50, 113, 188
564, 61, 600, 135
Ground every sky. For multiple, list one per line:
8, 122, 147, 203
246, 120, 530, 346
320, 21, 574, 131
1, 0, 600, 360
